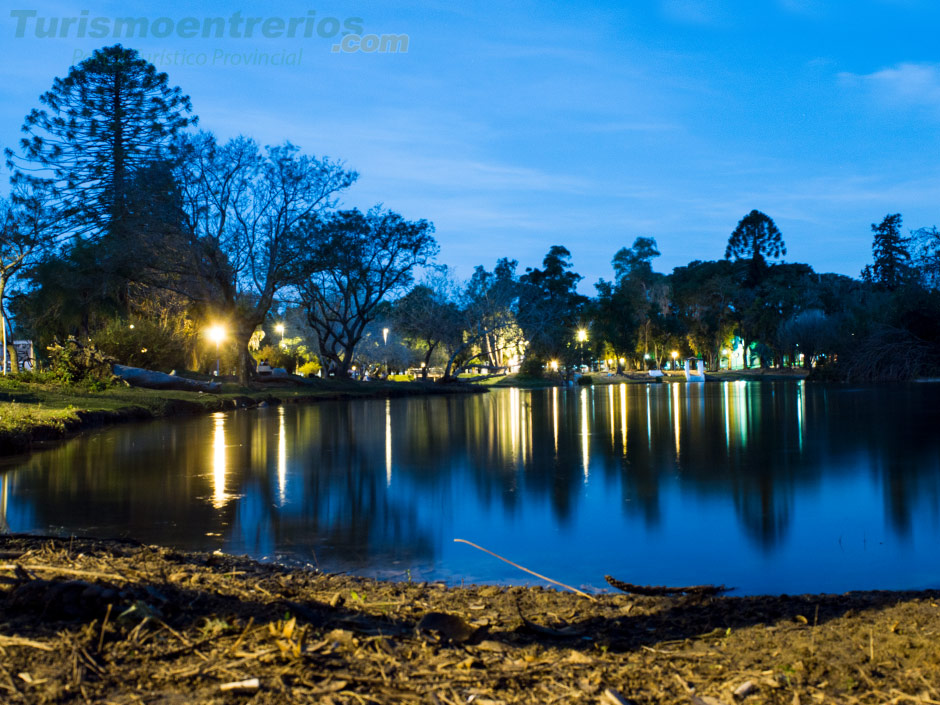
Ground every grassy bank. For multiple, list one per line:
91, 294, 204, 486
0, 374, 483, 456
0, 535, 937, 704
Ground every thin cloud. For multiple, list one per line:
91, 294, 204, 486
840, 62, 940, 112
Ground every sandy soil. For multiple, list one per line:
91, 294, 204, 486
0, 536, 938, 705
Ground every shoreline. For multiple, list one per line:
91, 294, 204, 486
0, 535, 937, 704
0, 376, 484, 458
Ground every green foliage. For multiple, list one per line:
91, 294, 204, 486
45, 337, 116, 385
6, 44, 195, 238
864, 214, 911, 291
518, 356, 544, 378
725, 210, 786, 273
91, 317, 192, 372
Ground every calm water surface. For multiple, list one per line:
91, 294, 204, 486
2, 383, 939, 595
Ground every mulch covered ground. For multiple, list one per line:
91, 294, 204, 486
0, 536, 938, 704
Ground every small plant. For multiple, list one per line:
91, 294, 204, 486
46, 337, 116, 385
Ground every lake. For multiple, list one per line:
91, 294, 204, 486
1, 382, 938, 595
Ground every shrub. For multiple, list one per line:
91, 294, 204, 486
91, 318, 192, 372
518, 356, 544, 378
46, 337, 116, 385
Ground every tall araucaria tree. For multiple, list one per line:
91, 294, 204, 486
725, 209, 786, 283
4, 44, 196, 239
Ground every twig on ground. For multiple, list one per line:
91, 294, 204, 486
454, 539, 596, 600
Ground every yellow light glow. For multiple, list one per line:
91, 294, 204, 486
671, 350, 679, 359
207, 324, 227, 346
275, 323, 285, 335
550, 360, 559, 371
211, 413, 227, 509
277, 406, 287, 506
577, 329, 588, 342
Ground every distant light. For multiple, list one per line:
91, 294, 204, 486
576, 329, 588, 342
383, 327, 390, 345
723, 349, 730, 355
140, 348, 147, 353
550, 360, 559, 371
671, 351, 679, 359
619, 357, 625, 365
275, 323, 285, 335
129, 324, 135, 330
207, 324, 227, 346
644, 353, 650, 360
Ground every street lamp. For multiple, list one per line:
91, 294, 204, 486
671, 350, 679, 371
382, 327, 390, 375
207, 324, 227, 377
275, 323, 285, 347
722, 348, 730, 370
576, 328, 588, 369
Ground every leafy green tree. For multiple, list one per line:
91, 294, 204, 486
725, 210, 786, 283
173, 132, 356, 382
517, 246, 587, 365
393, 274, 460, 378
669, 260, 738, 370
862, 214, 911, 291
296, 207, 438, 376
5, 45, 195, 239
442, 259, 521, 379
612, 236, 660, 280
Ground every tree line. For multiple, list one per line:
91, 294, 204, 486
2, 45, 939, 383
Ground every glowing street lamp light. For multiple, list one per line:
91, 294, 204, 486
275, 323, 285, 347
671, 350, 679, 370
207, 324, 227, 377
382, 327, 390, 375
550, 360, 559, 372
576, 328, 588, 369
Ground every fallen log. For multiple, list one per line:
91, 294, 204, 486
112, 365, 221, 393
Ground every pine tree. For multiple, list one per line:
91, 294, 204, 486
725, 210, 786, 261
866, 213, 910, 291
5, 44, 196, 240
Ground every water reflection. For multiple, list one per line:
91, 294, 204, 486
1, 383, 939, 594
212, 413, 228, 509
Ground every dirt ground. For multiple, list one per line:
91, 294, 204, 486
0, 536, 938, 705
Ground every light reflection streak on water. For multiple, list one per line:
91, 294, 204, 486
723, 382, 731, 450
211, 413, 227, 509
646, 385, 652, 449
797, 380, 805, 453
385, 399, 392, 486
277, 406, 287, 505
552, 387, 559, 454
619, 383, 627, 456
608, 384, 615, 450
509, 388, 520, 464
672, 382, 681, 459
580, 387, 589, 481
0, 474, 8, 533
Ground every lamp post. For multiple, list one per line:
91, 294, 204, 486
207, 324, 226, 377
671, 350, 679, 371
382, 327, 390, 376
275, 323, 285, 348
722, 348, 731, 370
576, 328, 587, 370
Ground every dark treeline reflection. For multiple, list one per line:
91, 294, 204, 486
1, 384, 939, 587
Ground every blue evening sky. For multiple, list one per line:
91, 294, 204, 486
1, 1, 938, 289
